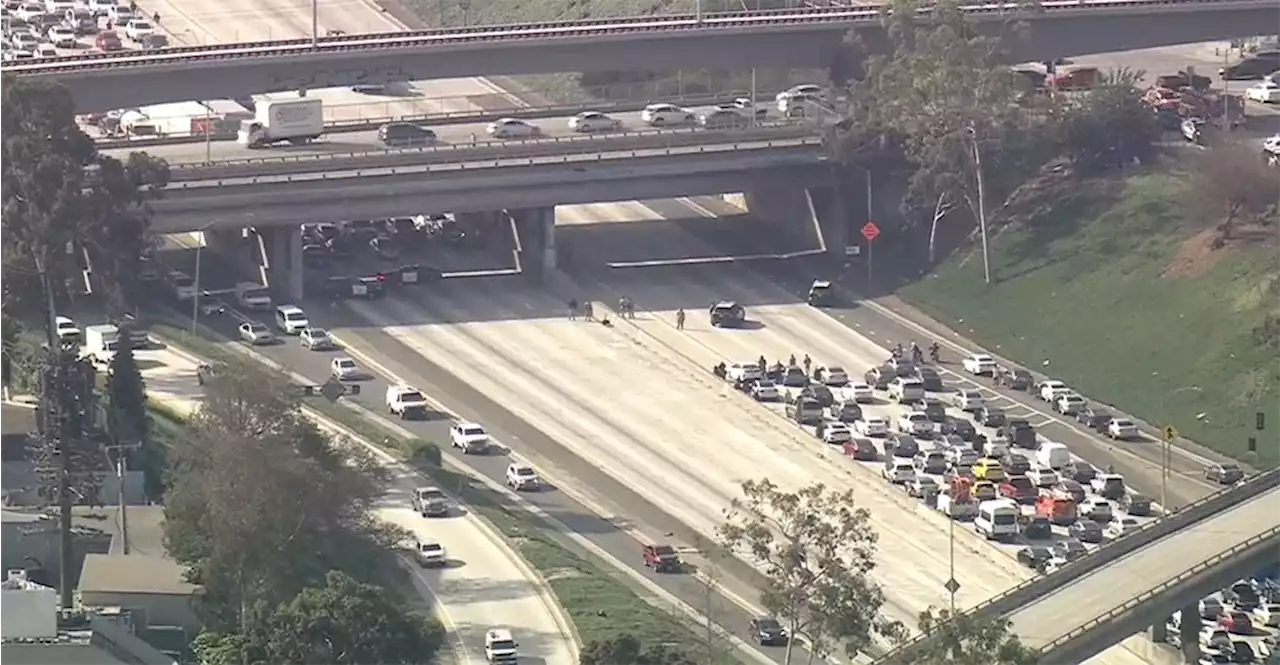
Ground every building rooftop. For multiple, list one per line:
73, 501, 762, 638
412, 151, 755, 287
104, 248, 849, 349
1, 614, 178, 665
1, 640, 131, 665
78, 554, 201, 597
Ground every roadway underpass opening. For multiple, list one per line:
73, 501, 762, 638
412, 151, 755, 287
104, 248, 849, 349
543, 186, 846, 272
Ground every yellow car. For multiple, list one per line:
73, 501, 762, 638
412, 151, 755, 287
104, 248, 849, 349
973, 481, 998, 502
972, 458, 1006, 481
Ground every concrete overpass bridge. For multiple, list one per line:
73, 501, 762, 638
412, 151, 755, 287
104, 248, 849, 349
875, 467, 1280, 665
153, 125, 837, 300
3, 0, 1276, 109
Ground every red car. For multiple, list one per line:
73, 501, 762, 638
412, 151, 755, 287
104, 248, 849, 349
999, 475, 1037, 504
1218, 611, 1255, 635
642, 544, 681, 573
95, 31, 123, 50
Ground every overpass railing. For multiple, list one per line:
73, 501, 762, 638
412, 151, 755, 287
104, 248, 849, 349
168, 122, 822, 179
163, 138, 826, 192
4, 0, 1272, 75
1037, 525, 1280, 656
872, 466, 1280, 664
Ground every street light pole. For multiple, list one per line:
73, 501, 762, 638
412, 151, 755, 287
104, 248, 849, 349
311, 0, 319, 46
1154, 376, 1203, 512
191, 220, 218, 335
948, 515, 956, 614
967, 124, 991, 285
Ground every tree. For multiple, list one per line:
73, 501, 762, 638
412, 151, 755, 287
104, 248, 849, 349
912, 607, 1038, 665
104, 330, 148, 444
192, 571, 445, 665
1, 316, 20, 395
103, 331, 164, 498
1051, 68, 1159, 172
831, 0, 1050, 256
719, 479, 900, 665
163, 361, 393, 630
1186, 142, 1277, 241
2, 77, 170, 321
578, 634, 696, 665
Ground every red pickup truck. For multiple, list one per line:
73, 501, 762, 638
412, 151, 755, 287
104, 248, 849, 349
999, 475, 1037, 505
642, 544, 681, 573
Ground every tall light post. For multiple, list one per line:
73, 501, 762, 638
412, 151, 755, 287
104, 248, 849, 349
1153, 373, 1203, 512
191, 220, 220, 334
966, 124, 991, 284
311, 0, 319, 47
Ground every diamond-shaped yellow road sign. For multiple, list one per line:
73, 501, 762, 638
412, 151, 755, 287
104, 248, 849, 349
1163, 425, 1178, 442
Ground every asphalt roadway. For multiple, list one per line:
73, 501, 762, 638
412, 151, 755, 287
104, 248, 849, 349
136, 344, 578, 665
101, 107, 771, 163
186, 298, 810, 665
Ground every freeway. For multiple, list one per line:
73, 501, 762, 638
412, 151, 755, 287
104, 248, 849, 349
137, 344, 579, 665
101, 109, 802, 164
180, 200, 1162, 665
172, 296, 819, 665
8, 2, 1275, 109
137, 0, 520, 118
1009, 480, 1280, 658
7, 0, 1271, 75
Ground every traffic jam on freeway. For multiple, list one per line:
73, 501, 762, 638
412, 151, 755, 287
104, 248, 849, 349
88, 84, 831, 163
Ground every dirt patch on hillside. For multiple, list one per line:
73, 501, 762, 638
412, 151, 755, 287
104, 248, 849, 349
1161, 228, 1223, 279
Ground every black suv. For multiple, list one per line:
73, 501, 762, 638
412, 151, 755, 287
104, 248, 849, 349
914, 366, 944, 391
750, 617, 788, 646
709, 302, 746, 327
943, 417, 977, 442
994, 367, 1032, 390
1076, 407, 1113, 432
378, 122, 437, 147
864, 366, 894, 390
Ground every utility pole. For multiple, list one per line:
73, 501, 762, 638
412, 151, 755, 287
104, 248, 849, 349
311, 0, 319, 46
104, 442, 142, 554
967, 125, 991, 284
34, 343, 97, 609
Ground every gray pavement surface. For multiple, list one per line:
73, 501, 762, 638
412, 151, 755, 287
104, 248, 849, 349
174, 287, 810, 665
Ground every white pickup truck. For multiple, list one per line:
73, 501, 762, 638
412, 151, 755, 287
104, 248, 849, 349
450, 422, 491, 454
386, 385, 428, 419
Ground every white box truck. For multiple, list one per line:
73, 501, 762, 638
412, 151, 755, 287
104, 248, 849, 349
237, 98, 324, 148
83, 324, 120, 366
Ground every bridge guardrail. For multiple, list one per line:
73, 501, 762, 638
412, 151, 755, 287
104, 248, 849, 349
4, 0, 1272, 75
168, 122, 822, 180
164, 138, 825, 192
1037, 524, 1280, 654
872, 466, 1280, 664
95, 92, 760, 150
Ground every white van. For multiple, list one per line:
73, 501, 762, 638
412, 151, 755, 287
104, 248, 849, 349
975, 499, 1020, 541
274, 304, 309, 335
235, 282, 272, 310
484, 628, 519, 663
1036, 441, 1071, 470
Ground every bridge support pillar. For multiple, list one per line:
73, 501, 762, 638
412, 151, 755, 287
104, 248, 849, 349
263, 227, 304, 302
505, 207, 555, 284
1179, 603, 1200, 663
742, 183, 822, 253
203, 229, 261, 286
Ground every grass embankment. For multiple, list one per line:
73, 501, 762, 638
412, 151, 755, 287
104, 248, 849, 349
153, 323, 741, 662
899, 171, 1279, 467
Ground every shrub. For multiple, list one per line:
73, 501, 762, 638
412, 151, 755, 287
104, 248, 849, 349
407, 439, 442, 467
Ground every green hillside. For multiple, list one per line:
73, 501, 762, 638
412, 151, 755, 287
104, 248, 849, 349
901, 170, 1279, 467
